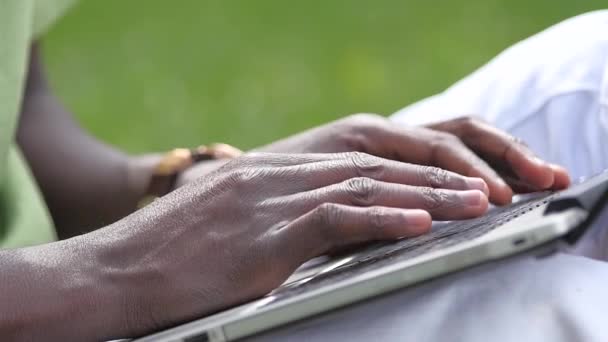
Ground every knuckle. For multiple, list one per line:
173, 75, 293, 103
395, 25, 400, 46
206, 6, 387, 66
335, 130, 368, 152
454, 115, 478, 126
419, 187, 449, 211
314, 203, 340, 226
337, 114, 385, 150
346, 113, 385, 127
344, 177, 378, 206
348, 151, 384, 178
228, 168, 260, 185
428, 132, 461, 159
436, 131, 460, 144
419, 166, 451, 188
368, 206, 390, 230
453, 116, 483, 135
312, 203, 343, 241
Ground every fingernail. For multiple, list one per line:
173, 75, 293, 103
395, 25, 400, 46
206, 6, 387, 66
466, 177, 489, 195
403, 210, 431, 234
404, 210, 431, 226
459, 190, 483, 206
533, 157, 548, 167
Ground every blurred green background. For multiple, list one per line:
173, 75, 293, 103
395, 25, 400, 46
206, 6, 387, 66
42, 0, 606, 153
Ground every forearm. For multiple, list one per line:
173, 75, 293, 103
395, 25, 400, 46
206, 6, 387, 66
17, 44, 161, 238
18, 88, 159, 236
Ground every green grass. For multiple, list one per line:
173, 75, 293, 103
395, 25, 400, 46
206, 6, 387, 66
42, 0, 606, 153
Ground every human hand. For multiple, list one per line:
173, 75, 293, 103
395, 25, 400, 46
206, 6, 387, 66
109, 152, 489, 336
176, 158, 230, 188
258, 114, 570, 205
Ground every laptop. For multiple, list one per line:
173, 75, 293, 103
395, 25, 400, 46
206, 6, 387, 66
136, 170, 608, 342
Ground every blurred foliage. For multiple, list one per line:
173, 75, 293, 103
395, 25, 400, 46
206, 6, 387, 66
43, 0, 606, 152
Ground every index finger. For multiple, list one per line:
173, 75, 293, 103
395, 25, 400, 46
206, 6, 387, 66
429, 118, 572, 190
366, 124, 515, 204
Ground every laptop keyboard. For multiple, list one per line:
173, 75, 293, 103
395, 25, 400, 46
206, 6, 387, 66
270, 192, 554, 298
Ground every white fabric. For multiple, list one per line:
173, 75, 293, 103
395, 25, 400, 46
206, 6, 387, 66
247, 10, 608, 342
392, 10, 608, 181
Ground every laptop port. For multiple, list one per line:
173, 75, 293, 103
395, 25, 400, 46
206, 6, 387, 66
183, 332, 210, 342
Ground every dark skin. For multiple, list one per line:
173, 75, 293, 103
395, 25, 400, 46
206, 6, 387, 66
1, 44, 570, 340
17, 44, 163, 238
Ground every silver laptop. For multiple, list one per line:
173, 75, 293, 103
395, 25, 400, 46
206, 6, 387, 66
137, 171, 608, 342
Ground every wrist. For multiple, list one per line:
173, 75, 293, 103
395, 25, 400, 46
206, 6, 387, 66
61, 220, 164, 339
126, 154, 164, 204
136, 144, 242, 207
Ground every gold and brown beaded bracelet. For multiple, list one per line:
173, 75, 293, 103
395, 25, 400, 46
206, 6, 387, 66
139, 143, 243, 207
